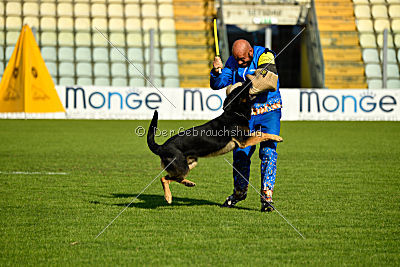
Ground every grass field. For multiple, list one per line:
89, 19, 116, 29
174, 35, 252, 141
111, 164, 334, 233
0, 119, 399, 265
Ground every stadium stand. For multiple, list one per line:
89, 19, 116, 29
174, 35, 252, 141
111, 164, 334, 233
316, 0, 368, 88
0, 0, 189, 87
353, 0, 400, 88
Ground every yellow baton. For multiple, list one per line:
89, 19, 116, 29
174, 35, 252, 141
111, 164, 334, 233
213, 19, 222, 73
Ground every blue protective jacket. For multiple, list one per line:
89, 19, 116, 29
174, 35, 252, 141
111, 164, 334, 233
210, 46, 282, 115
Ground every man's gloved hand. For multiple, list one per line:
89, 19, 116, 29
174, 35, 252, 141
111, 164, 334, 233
246, 68, 278, 95
225, 82, 243, 95
212, 56, 223, 74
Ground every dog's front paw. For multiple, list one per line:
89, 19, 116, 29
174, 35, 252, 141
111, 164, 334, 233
269, 134, 283, 142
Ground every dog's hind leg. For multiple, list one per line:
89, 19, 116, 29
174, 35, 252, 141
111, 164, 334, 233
161, 175, 172, 204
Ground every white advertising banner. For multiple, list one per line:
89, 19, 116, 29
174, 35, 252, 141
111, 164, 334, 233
1, 87, 399, 121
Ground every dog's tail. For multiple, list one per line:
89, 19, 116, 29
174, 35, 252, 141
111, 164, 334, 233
147, 110, 161, 155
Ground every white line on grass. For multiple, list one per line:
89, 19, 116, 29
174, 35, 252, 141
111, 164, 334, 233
0, 171, 68, 175
224, 158, 306, 239
95, 157, 176, 239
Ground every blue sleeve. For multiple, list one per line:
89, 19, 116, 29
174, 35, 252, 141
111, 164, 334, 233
210, 56, 236, 90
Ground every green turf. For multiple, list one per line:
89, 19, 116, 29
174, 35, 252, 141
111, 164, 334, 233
0, 119, 399, 265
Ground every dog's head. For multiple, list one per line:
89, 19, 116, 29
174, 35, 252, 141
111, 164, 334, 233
222, 80, 252, 120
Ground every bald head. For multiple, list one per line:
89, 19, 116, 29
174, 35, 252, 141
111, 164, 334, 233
232, 40, 253, 68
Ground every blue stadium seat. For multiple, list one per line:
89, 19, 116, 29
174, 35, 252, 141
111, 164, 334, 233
94, 77, 110, 86
112, 78, 128, 86
111, 63, 127, 77
59, 62, 75, 77
94, 62, 110, 77
58, 47, 74, 62
41, 47, 57, 61
76, 62, 92, 77
76, 47, 92, 62
93, 47, 109, 62
77, 77, 92, 86
59, 77, 75, 86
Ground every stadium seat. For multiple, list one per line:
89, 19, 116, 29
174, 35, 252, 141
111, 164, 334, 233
392, 20, 400, 32
91, 4, 107, 17
377, 33, 394, 48
145, 63, 162, 76
74, 3, 90, 17
0, 64, 4, 75
127, 32, 143, 46
110, 32, 125, 47
143, 31, 160, 46
76, 47, 92, 62
365, 63, 382, 78
163, 63, 179, 77
371, 5, 388, 18
6, 17, 22, 30
146, 78, 162, 87
128, 47, 144, 61
40, 17, 57, 31
387, 79, 400, 88
125, 18, 142, 30
23, 17, 39, 28
45, 62, 58, 77
77, 77, 92, 86
129, 78, 146, 87
111, 63, 128, 77
356, 19, 374, 32
389, 5, 400, 18
109, 4, 124, 17
58, 47, 74, 62
379, 48, 397, 63
161, 48, 178, 62
128, 63, 145, 77
387, 64, 399, 78
159, 18, 175, 30
92, 18, 108, 30
109, 18, 125, 31
164, 78, 180, 87
145, 47, 161, 62
6, 31, 19, 45
125, 4, 140, 17
142, 4, 157, 17
0, 48, 3, 60
57, 3, 73, 17
362, 49, 380, 63
93, 47, 109, 62
0, 3, 3, 16
58, 17, 74, 31
374, 19, 390, 32
59, 77, 75, 85
354, 5, 371, 18
75, 18, 91, 31
5, 46, 13, 61
158, 4, 174, 17
76, 62, 92, 77
353, 0, 369, 3
76, 32, 91, 46
110, 49, 126, 62
94, 78, 110, 86
40, 3, 56, 16
398, 49, 400, 62
0, 32, 3, 44
160, 32, 176, 46
396, 34, 400, 48
94, 63, 110, 77
370, 0, 386, 3
23, 3, 39, 16
41, 32, 57, 46
142, 18, 158, 30
367, 79, 382, 88
92, 33, 108, 47
112, 78, 128, 86
59, 62, 75, 77
58, 32, 74, 46
359, 33, 377, 48
6, 2, 21, 16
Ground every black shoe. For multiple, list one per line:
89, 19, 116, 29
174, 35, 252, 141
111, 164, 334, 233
220, 188, 247, 208
260, 189, 274, 212
261, 200, 275, 212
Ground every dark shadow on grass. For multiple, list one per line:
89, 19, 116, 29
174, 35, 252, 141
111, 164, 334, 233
93, 193, 252, 210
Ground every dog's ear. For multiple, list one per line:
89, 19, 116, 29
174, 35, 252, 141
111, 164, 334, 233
223, 83, 244, 110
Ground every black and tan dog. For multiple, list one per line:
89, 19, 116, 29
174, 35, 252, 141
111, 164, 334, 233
147, 81, 283, 204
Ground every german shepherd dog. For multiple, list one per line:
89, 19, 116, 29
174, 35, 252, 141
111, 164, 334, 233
147, 81, 283, 204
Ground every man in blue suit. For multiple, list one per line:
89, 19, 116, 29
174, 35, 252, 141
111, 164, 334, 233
210, 39, 282, 212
